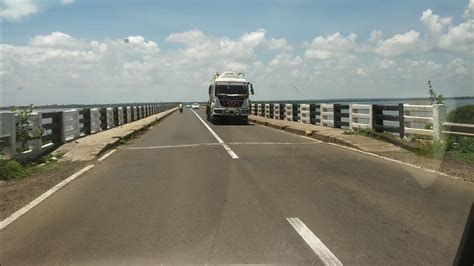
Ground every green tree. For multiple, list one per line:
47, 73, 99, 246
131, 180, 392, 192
427, 80, 445, 104
447, 105, 474, 124
10, 104, 44, 152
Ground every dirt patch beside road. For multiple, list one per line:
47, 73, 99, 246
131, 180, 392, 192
0, 160, 88, 220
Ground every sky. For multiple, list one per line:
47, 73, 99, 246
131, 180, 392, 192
0, 0, 473, 106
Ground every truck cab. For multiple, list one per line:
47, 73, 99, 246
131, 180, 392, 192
206, 71, 254, 124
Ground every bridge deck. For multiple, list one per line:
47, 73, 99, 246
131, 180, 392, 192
1, 109, 473, 264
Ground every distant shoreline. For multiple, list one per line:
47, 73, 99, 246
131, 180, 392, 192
1, 96, 473, 110
254, 96, 474, 103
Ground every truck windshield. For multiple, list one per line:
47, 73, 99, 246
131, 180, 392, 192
215, 85, 248, 95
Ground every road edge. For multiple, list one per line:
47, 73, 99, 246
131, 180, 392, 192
249, 117, 466, 182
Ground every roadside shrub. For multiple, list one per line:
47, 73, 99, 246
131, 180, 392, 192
417, 141, 447, 159
0, 160, 30, 180
447, 105, 474, 124
447, 136, 474, 153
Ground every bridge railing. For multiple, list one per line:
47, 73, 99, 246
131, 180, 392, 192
443, 122, 474, 137
264, 104, 273, 119
1, 103, 177, 160
350, 104, 372, 130
252, 102, 473, 141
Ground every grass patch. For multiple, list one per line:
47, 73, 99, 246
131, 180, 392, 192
0, 160, 32, 180
0, 155, 61, 181
410, 138, 474, 164
347, 129, 474, 165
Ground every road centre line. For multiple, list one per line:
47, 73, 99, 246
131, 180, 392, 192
0, 165, 95, 231
126, 143, 220, 150
191, 109, 239, 159
227, 142, 319, 146
287, 217, 343, 266
98, 149, 116, 162
126, 142, 319, 150
252, 123, 322, 143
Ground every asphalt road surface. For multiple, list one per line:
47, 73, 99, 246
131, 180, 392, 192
1, 108, 473, 265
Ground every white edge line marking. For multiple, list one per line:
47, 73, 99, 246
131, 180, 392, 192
191, 109, 239, 159
98, 149, 116, 162
255, 122, 458, 179
287, 217, 343, 266
326, 142, 454, 178
0, 164, 95, 231
127, 143, 220, 150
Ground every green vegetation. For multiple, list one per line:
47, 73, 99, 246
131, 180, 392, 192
0, 154, 62, 181
427, 80, 445, 104
0, 160, 31, 180
346, 128, 474, 164
447, 105, 474, 124
416, 137, 474, 164
10, 104, 44, 152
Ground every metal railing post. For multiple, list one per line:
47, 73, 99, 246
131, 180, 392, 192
398, 103, 405, 139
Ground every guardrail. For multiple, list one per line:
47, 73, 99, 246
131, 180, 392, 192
443, 122, 474, 137
372, 103, 405, 138
272, 103, 284, 120
285, 104, 299, 122
252, 102, 473, 141
0, 104, 176, 160
257, 104, 263, 117
350, 104, 372, 130
264, 104, 273, 119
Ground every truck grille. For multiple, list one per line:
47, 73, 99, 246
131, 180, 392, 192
217, 96, 246, 107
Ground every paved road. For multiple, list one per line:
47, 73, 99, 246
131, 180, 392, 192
2, 108, 473, 265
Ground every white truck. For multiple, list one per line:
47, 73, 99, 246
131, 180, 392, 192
206, 71, 254, 124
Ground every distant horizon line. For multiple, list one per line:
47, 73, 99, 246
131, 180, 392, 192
1, 95, 473, 109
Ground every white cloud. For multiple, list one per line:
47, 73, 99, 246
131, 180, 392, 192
369, 30, 383, 44
448, 58, 470, 75
29, 32, 85, 48
240, 28, 266, 47
3, 1, 474, 107
225, 62, 248, 72
0, 0, 38, 21
304, 32, 358, 60
375, 30, 421, 57
165, 29, 261, 61
420, 9, 452, 35
439, 20, 474, 53
407, 59, 441, 70
124, 35, 159, 51
267, 38, 292, 51
269, 54, 303, 67
378, 59, 395, 69
464, 0, 474, 17
166, 29, 206, 44
356, 67, 368, 76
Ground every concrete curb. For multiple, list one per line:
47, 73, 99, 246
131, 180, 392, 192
96, 108, 177, 157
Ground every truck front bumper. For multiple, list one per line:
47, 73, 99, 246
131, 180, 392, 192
212, 108, 249, 117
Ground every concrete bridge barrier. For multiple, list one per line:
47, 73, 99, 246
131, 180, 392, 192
0, 103, 176, 160
264, 104, 273, 119
257, 104, 263, 117
253, 101, 468, 142
273, 103, 285, 120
